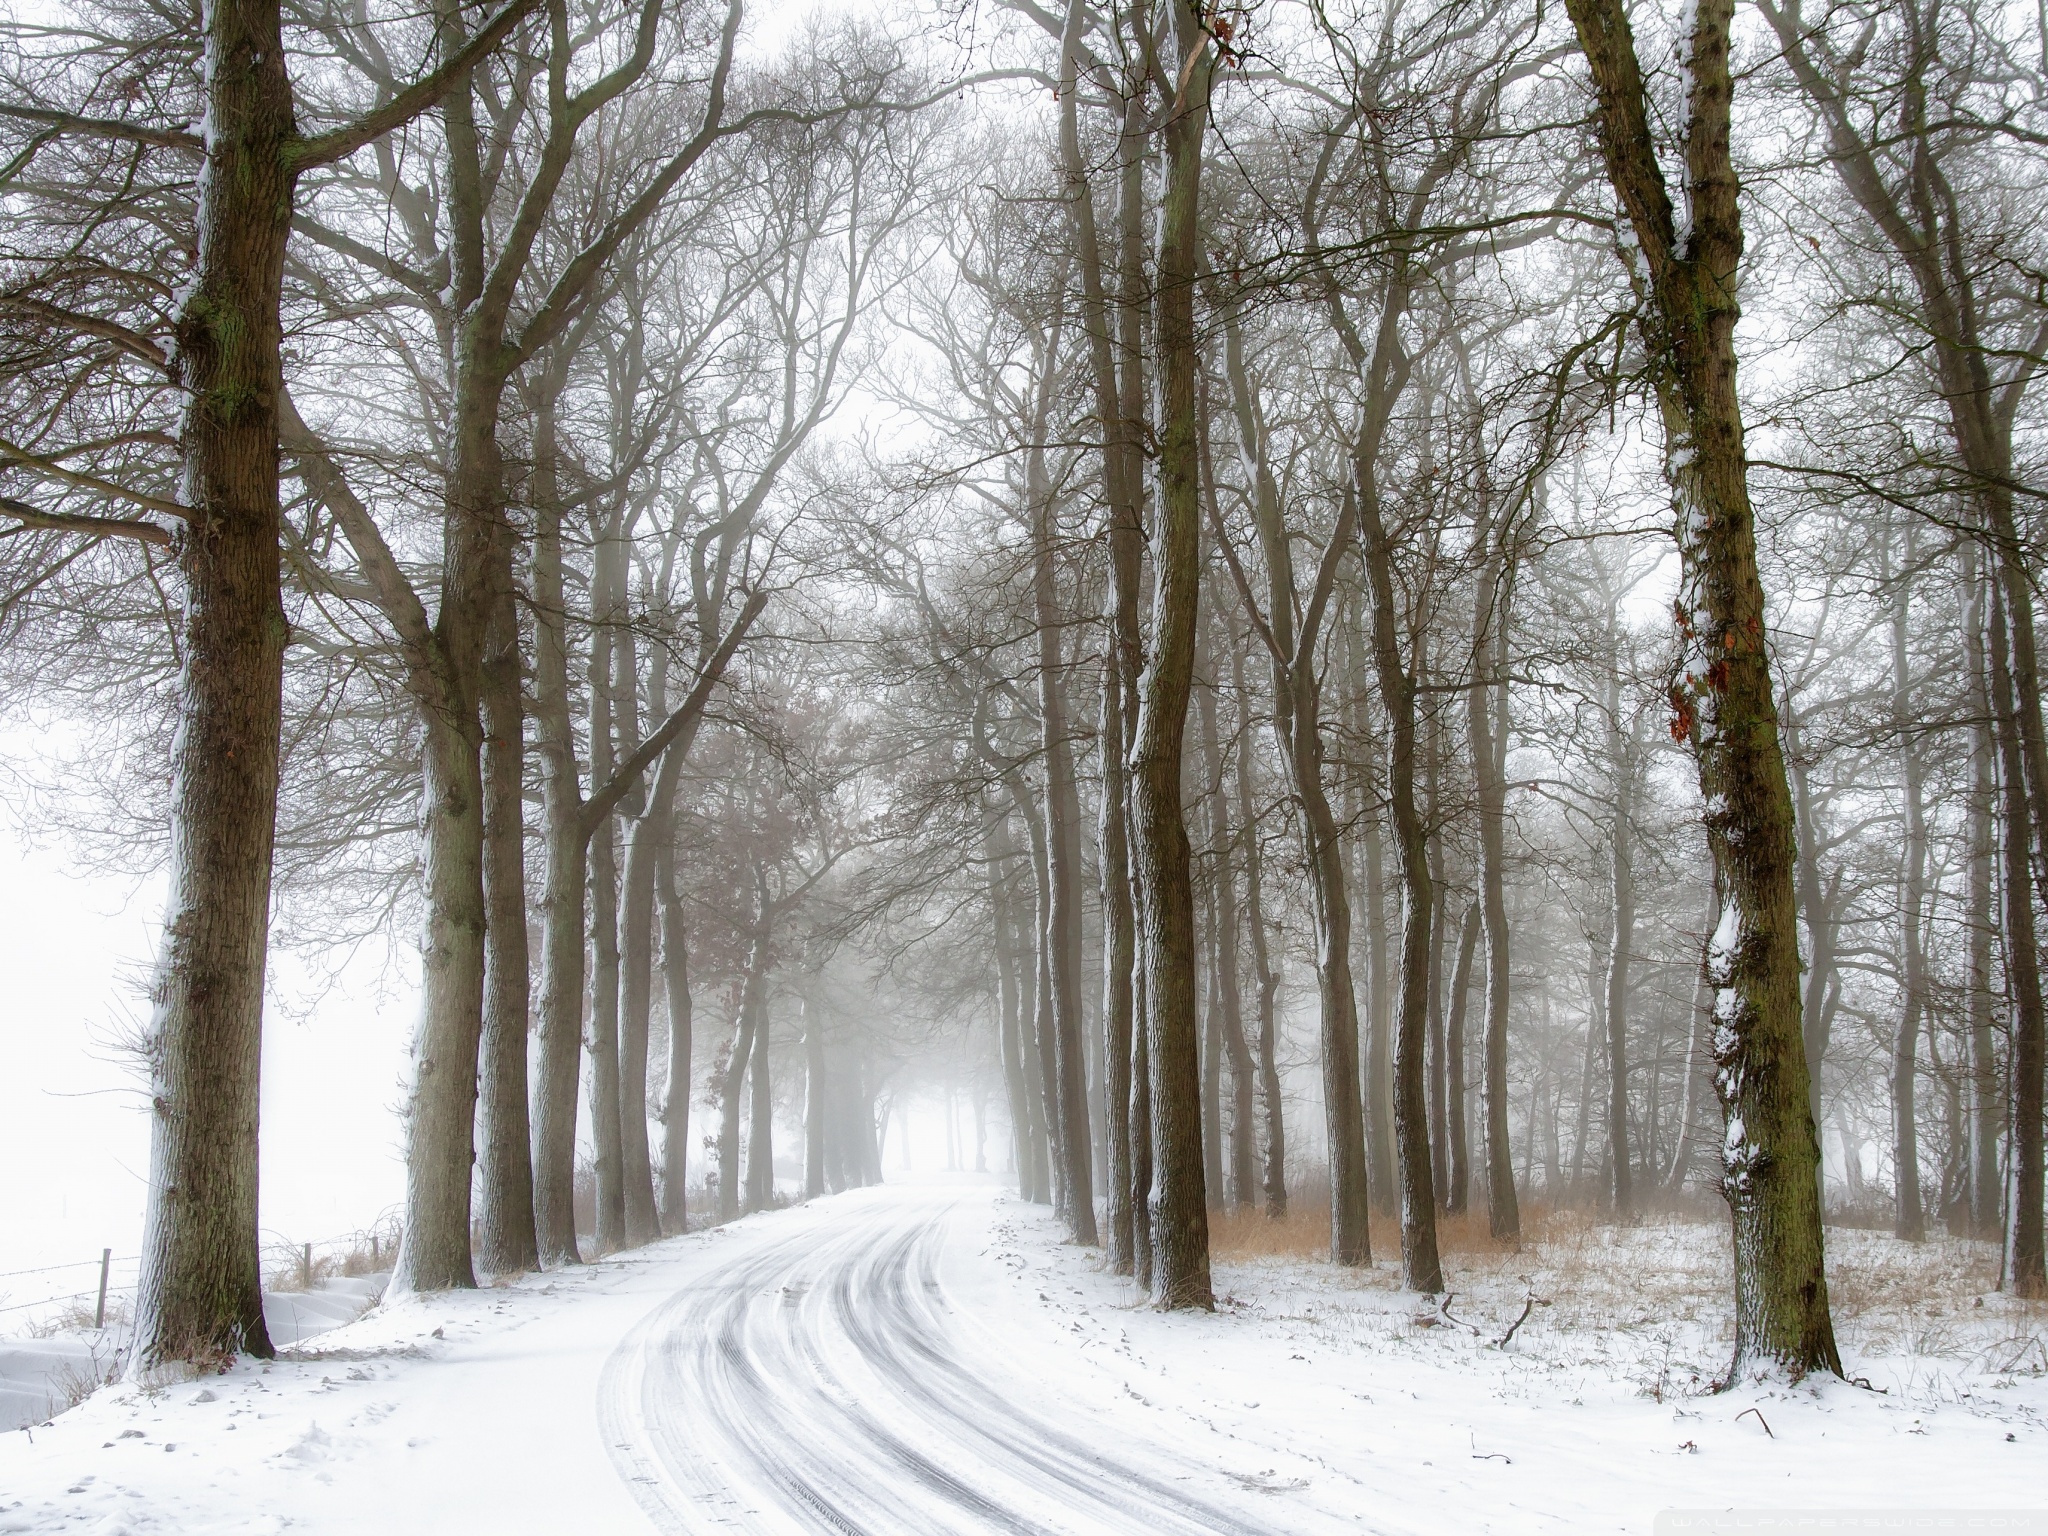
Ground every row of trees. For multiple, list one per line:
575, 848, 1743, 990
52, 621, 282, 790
1, 0, 2042, 1389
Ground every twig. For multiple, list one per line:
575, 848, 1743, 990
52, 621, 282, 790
1436, 1292, 1483, 1336
1736, 1407, 1774, 1438
1494, 1293, 1539, 1349
1469, 1430, 1511, 1463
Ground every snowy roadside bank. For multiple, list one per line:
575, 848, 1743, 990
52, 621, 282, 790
0, 1275, 390, 1435
963, 1198, 2048, 1532
0, 1205, 806, 1535
2, 1183, 2040, 1535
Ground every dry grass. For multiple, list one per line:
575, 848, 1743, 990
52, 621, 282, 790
263, 1219, 399, 1294
1201, 1191, 2048, 1402
1209, 1193, 1549, 1263
49, 1344, 120, 1412
22, 1294, 133, 1339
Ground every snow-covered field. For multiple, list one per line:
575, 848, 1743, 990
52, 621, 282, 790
0, 1180, 2040, 1534
0, 1276, 389, 1436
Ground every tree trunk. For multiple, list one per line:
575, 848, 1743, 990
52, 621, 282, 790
398, 266, 515, 1295
988, 812, 1046, 1202
1992, 586, 2047, 1295
1201, 933, 1226, 1208
1444, 902, 1480, 1215
1359, 745, 1397, 1209
1233, 648, 1286, 1220
1785, 707, 1840, 1139
1889, 529, 1928, 1242
1195, 641, 1228, 1209
719, 916, 768, 1223
1132, 0, 1214, 1308
1355, 471, 1442, 1292
587, 768, 625, 1253
1013, 781, 1068, 1218
1422, 662, 1449, 1212
1028, 314, 1098, 1245
1467, 572, 1518, 1241
1098, 649, 1138, 1268
1426, 860, 1450, 1213
1571, 934, 1605, 1197
403, 698, 489, 1292
1205, 638, 1258, 1210
1962, 545, 2003, 1241
616, 754, 666, 1245
1605, 659, 1637, 1221
1567, 0, 1840, 1373
657, 843, 692, 1234
1666, 885, 1719, 1194
1132, 940, 1154, 1287
747, 1001, 774, 1211
1061, 0, 1143, 1266
476, 571, 537, 1276
133, 0, 294, 1366
804, 995, 827, 1199
530, 414, 586, 1267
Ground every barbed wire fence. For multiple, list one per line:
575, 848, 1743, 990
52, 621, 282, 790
0, 1209, 403, 1342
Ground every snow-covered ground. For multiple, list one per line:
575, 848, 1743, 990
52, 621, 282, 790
0, 1180, 2040, 1534
0, 1276, 389, 1436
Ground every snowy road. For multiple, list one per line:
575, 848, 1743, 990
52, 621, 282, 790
6, 1179, 2041, 1534
601, 1186, 1261, 1536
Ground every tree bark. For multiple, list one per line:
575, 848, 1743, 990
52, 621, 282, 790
1992, 586, 2046, 1295
1117, 72, 1155, 1287
1362, 788, 1397, 1211
395, 13, 512, 1283
585, 535, 626, 1251
1016, 780, 1068, 1218
1356, 475, 1442, 1292
1961, 544, 2003, 1240
1784, 705, 1841, 1140
617, 831, 663, 1245
988, 811, 1047, 1202
747, 996, 774, 1211
1424, 689, 1451, 1212
1032, 453, 1098, 1244
1231, 635, 1285, 1218
530, 398, 585, 1267
657, 843, 692, 1233
718, 913, 768, 1223
1445, 902, 1480, 1216
1889, 528, 1928, 1242
617, 655, 675, 1247
1468, 561, 1519, 1240
1605, 649, 1637, 1221
1132, 0, 1214, 1308
133, 0, 295, 1367
476, 571, 537, 1275
1060, 0, 1144, 1265
1202, 632, 1258, 1209
804, 995, 827, 1199
1568, 0, 1839, 1372
1098, 644, 1138, 1267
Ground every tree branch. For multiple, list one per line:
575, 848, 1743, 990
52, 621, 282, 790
290, 0, 537, 170
0, 104, 201, 152
579, 587, 769, 836
0, 495, 172, 545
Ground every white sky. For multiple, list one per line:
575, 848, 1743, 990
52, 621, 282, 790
0, 776, 412, 1282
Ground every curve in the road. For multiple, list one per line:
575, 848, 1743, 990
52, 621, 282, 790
598, 1190, 1271, 1536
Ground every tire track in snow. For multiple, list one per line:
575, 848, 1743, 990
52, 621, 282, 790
599, 1187, 1261, 1535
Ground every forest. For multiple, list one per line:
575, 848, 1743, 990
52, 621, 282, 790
0, 0, 2045, 1526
